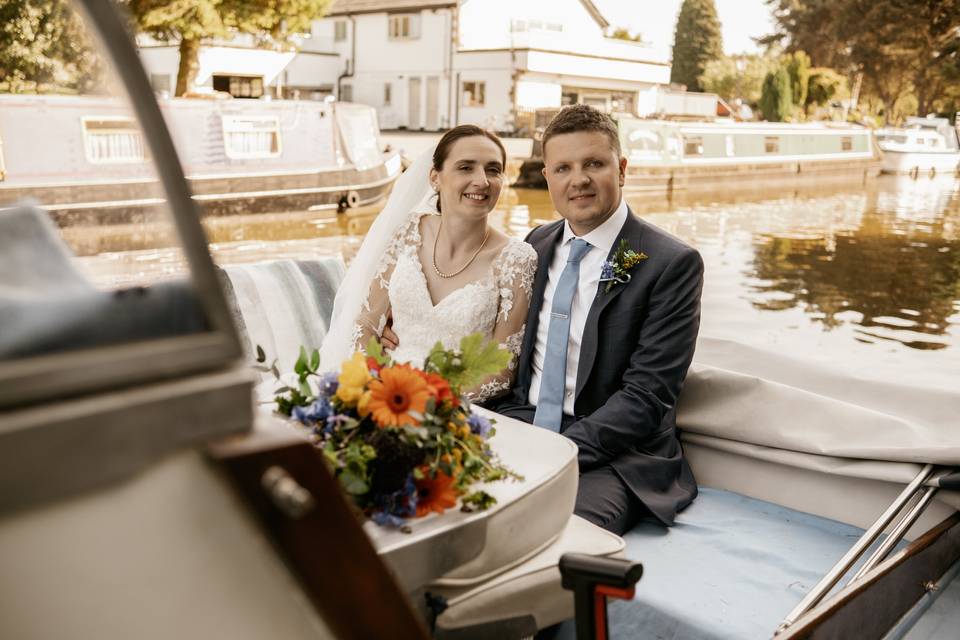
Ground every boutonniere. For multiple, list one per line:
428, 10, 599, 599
599, 239, 648, 292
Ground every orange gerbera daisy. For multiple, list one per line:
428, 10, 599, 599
367, 365, 430, 428
415, 467, 458, 517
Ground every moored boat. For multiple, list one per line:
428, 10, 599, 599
515, 116, 882, 192
0, 94, 402, 224
876, 116, 960, 178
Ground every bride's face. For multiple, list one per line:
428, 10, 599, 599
430, 136, 504, 220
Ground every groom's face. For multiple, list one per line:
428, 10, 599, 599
541, 130, 627, 236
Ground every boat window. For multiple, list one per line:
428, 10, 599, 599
841, 136, 853, 152
82, 117, 147, 164
764, 136, 780, 153
684, 136, 704, 157
0, 0, 236, 407
222, 115, 282, 159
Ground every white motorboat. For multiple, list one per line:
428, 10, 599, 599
877, 116, 960, 177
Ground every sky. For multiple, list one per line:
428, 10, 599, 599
593, 0, 776, 57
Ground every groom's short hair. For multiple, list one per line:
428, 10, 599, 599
542, 104, 621, 158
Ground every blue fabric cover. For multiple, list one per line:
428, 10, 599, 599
606, 488, 870, 640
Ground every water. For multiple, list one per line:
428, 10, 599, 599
71, 175, 960, 392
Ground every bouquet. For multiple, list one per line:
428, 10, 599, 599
271, 334, 519, 529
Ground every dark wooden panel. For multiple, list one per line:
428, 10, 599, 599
213, 436, 429, 640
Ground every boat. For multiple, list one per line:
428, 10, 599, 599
2, 1, 959, 639
515, 115, 883, 192
0, 94, 402, 225
876, 116, 960, 178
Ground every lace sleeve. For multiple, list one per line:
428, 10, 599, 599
352, 212, 424, 352
472, 240, 537, 403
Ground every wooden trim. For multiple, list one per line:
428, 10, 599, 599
212, 432, 430, 640
777, 512, 960, 639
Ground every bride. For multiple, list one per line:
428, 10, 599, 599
321, 125, 538, 402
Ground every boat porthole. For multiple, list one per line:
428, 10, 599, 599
346, 190, 360, 208
910, 166, 919, 179
929, 167, 936, 178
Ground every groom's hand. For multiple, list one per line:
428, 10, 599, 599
381, 316, 399, 351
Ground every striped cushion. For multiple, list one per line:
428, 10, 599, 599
219, 258, 346, 383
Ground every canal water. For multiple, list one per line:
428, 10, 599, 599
73, 174, 960, 394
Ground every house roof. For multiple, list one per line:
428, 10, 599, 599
328, 0, 610, 28
327, 0, 456, 16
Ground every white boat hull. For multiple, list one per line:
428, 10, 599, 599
880, 149, 960, 176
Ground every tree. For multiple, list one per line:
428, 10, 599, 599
764, 0, 960, 120
610, 27, 642, 43
0, 0, 104, 94
127, 0, 333, 96
670, 0, 723, 92
759, 67, 793, 121
783, 51, 810, 109
806, 68, 848, 108
701, 50, 781, 105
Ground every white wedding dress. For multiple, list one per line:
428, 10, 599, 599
352, 209, 537, 402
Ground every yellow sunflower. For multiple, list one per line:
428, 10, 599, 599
368, 365, 430, 428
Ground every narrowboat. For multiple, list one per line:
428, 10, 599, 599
876, 116, 960, 178
0, 94, 402, 225
1, 1, 958, 639
515, 116, 882, 193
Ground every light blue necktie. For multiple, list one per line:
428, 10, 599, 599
533, 238, 593, 431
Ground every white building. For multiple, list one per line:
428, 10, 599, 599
136, 0, 671, 133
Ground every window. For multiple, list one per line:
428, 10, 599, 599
764, 136, 780, 153
221, 115, 282, 159
510, 19, 562, 32
462, 81, 485, 107
334, 20, 347, 42
841, 136, 852, 151
384, 83, 392, 106
81, 117, 146, 164
212, 75, 264, 99
340, 84, 353, 102
683, 136, 704, 157
389, 13, 420, 40
150, 74, 171, 95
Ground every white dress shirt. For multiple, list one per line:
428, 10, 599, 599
528, 199, 629, 414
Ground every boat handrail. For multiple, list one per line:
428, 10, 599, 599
775, 463, 938, 634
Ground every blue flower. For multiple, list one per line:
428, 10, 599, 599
371, 474, 418, 527
468, 413, 492, 438
600, 261, 615, 280
292, 397, 334, 425
318, 371, 339, 396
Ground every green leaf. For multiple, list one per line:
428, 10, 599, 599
366, 337, 391, 366
339, 469, 369, 495
460, 491, 498, 512
298, 378, 312, 398
309, 348, 320, 372
294, 346, 308, 376
455, 333, 511, 390
255, 344, 266, 363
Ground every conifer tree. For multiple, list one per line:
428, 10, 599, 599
759, 67, 793, 121
670, 0, 723, 92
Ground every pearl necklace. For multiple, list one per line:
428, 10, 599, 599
432, 217, 491, 279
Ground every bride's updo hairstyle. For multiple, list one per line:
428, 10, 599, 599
431, 125, 507, 212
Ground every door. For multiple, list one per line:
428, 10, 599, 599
426, 76, 440, 130
408, 76, 422, 130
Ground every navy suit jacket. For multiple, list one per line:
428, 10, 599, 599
489, 207, 703, 525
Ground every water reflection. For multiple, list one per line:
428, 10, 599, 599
748, 181, 960, 350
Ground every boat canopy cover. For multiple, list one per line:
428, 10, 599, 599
679, 336, 960, 466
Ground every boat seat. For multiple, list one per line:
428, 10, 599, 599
597, 487, 906, 640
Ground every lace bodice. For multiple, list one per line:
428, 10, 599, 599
353, 210, 537, 402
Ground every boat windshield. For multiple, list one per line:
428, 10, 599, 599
0, 0, 232, 407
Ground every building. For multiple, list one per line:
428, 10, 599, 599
136, 0, 672, 133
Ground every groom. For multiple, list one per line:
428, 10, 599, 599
488, 104, 703, 535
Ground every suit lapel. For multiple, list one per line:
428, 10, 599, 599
517, 222, 564, 394
575, 210, 644, 400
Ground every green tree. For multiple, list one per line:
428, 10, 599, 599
670, 0, 723, 92
806, 67, 848, 108
0, 0, 104, 94
759, 67, 793, 121
610, 27, 642, 43
701, 51, 780, 105
127, 0, 333, 96
783, 50, 810, 109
